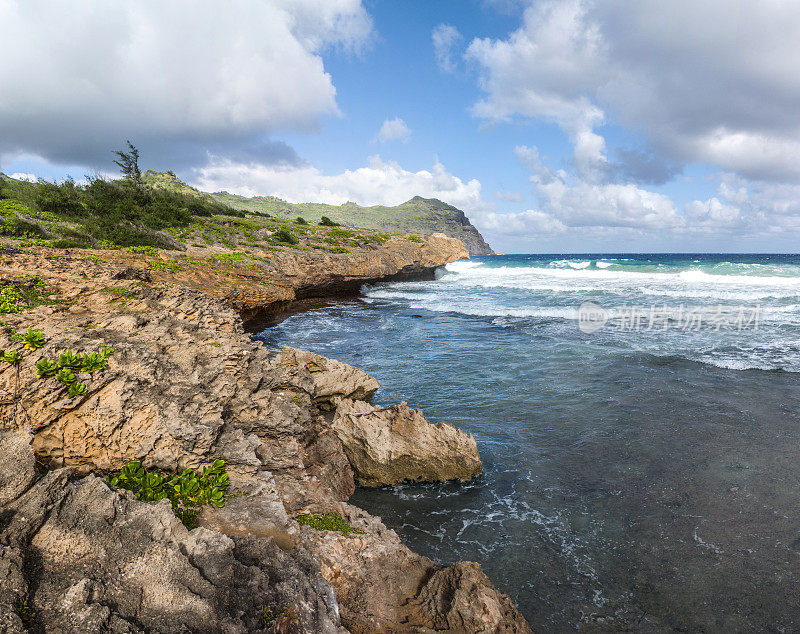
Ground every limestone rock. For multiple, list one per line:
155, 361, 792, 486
332, 399, 483, 486
0, 431, 345, 633
299, 504, 531, 633
269, 346, 380, 410
408, 562, 534, 633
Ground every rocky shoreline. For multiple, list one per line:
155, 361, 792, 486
0, 236, 532, 632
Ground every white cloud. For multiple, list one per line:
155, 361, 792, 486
684, 197, 740, 227
9, 173, 37, 183
191, 155, 484, 211
494, 190, 524, 202
0, 0, 373, 168
467, 0, 800, 183
472, 209, 566, 237
375, 118, 412, 143
432, 24, 463, 73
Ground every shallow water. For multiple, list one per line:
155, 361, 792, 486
256, 254, 800, 632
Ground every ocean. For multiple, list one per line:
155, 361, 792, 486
255, 254, 800, 631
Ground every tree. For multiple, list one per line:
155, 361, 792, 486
113, 140, 142, 184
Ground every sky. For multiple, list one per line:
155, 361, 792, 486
2, 0, 800, 254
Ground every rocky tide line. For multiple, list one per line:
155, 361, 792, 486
0, 239, 531, 632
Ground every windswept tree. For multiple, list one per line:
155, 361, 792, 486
113, 140, 142, 185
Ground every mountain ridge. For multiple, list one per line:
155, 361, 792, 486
142, 171, 495, 255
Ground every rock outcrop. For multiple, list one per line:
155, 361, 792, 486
0, 430, 345, 634
0, 251, 531, 632
332, 399, 483, 487
299, 504, 532, 633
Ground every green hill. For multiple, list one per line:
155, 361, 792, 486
142, 171, 494, 255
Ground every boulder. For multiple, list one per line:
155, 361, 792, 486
269, 346, 380, 409
332, 399, 482, 486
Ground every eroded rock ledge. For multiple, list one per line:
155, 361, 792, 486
0, 245, 532, 633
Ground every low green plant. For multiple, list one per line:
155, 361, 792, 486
56, 367, 77, 386
0, 286, 22, 314
296, 512, 364, 536
319, 216, 339, 226
18, 328, 45, 350
106, 459, 231, 528
57, 350, 83, 369
83, 255, 105, 264
289, 394, 306, 406
149, 259, 182, 271
67, 381, 87, 398
295, 216, 308, 225
17, 599, 35, 626
408, 235, 424, 243
2, 349, 22, 365
210, 252, 247, 262
326, 228, 353, 239
100, 286, 135, 299
35, 358, 58, 378
127, 245, 159, 255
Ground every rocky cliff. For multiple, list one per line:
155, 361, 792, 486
0, 241, 530, 632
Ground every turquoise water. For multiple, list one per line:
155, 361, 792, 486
256, 254, 800, 631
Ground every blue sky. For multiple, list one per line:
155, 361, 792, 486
2, 0, 800, 253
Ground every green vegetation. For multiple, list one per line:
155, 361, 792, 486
1, 331, 113, 407
0, 167, 446, 255
272, 228, 298, 245
408, 235, 424, 243
0, 275, 50, 314
16, 599, 35, 626
100, 286, 135, 299
289, 394, 306, 406
106, 459, 231, 528
296, 512, 364, 536
261, 604, 299, 629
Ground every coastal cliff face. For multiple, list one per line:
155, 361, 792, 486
0, 240, 530, 632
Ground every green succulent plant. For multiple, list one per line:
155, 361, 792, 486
20, 328, 46, 350
67, 381, 87, 398
57, 350, 83, 369
2, 349, 22, 365
56, 367, 77, 385
35, 358, 58, 378
106, 458, 230, 528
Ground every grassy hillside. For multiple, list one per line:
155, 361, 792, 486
142, 171, 494, 255
0, 172, 406, 255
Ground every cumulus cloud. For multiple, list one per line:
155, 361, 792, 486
375, 118, 412, 143
190, 155, 484, 210
0, 0, 373, 169
467, 0, 800, 183
432, 24, 463, 73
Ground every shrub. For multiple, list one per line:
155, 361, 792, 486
295, 216, 308, 225
106, 459, 231, 528
296, 512, 364, 535
273, 228, 298, 245
319, 216, 339, 226
34, 180, 86, 218
408, 235, 424, 243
